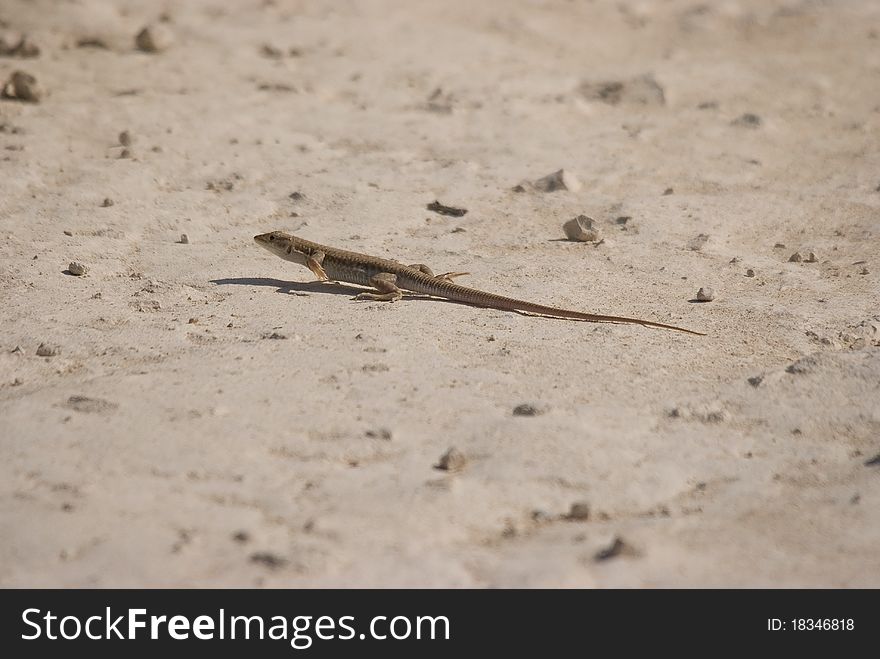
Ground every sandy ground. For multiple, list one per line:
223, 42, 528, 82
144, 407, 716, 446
1, 0, 879, 588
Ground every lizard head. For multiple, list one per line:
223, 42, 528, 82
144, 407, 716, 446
254, 231, 307, 264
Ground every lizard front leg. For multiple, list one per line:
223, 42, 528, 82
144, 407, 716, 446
354, 272, 404, 302
307, 251, 329, 281
408, 263, 469, 284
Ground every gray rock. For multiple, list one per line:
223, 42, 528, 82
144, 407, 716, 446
67, 261, 89, 276
531, 169, 582, 193
562, 215, 600, 242
36, 343, 60, 357
567, 502, 591, 521
513, 403, 543, 416
135, 25, 173, 53
2, 70, 42, 102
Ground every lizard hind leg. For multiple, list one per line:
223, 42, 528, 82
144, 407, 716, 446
354, 272, 404, 302
408, 263, 469, 283
408, 263, 435, 276
434, 271, 470, 283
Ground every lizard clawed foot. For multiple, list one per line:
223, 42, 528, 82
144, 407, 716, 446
409, 263, 468, 284
353, 291, 403, 302
353, 272, 403, 302
434, 271, 470, 283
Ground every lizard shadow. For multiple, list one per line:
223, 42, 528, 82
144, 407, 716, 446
211, 276, 490, 308
211, 277, 366, 297
210, 277, 599, 324
211, 278, 702, 332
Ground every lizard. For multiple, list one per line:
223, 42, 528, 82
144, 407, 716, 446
253, 231, 705, 335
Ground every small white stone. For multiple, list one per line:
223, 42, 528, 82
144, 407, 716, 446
562, 215, 600, 242
696, 287, 715, 302
435, 447, 466, 472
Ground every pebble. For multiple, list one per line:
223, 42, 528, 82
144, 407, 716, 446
36, 343, 60, 357
76, 37, 108, 50
178, 233, 189, 244
593, 536, 635, 561
260, 44, 283, 59
425, 87, 454, 114
249, 552, 288, 569
101, 198, 114, 207
785, 354, 820, 375
745, 268, 755, 277
687, 233, 709, 251
2, 70, 42, 102
788, 250, 817, 263
118, 130, 133, 147
747, 375, 764, 387
67, 261, 89, 276
530, 510, 553, 523
567, 501, 591, 521
732, 113, 762, 128
562, 215, 600, 242
577, 74, 665, 106
135, 25, 173, 53
435, 447, 466, 472
64, 395, 118, 414
695, 287, 715, 302
668, 404, 730, 423
513, 403, 543, 416
426, 200, 468, 217
520, 169, 582, 193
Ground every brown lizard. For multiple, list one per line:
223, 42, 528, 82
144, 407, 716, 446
254, 231, 704, 335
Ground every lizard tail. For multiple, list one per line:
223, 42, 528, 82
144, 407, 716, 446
410, 278, 705, 336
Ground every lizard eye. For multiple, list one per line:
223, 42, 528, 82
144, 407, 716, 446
269, 235, 275, 241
